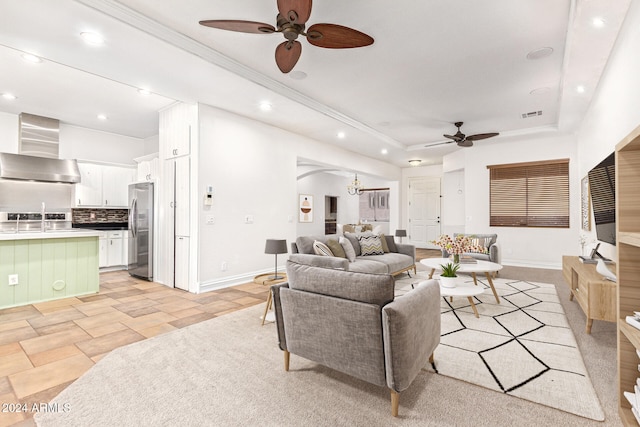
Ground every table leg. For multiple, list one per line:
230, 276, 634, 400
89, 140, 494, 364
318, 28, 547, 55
484, 272, 501, 303
467, 297, 479, 318
471, 272, 478, 286
261, 288, 273, 326
428, 268, 435, 279
586, 318, 593, 334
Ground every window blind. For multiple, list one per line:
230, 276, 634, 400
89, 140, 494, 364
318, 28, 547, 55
487, 159, 569, 228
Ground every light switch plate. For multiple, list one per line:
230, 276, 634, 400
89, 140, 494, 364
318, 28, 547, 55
206, 215, 215, 224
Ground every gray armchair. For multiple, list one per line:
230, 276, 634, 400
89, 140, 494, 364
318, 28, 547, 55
272, 260, 441, 417
441, 233, 499, 264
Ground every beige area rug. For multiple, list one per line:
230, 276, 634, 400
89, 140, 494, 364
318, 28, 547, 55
396, 272, 605, 421
36, 282, 608, 426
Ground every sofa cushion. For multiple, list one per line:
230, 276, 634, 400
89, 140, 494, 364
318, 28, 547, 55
313, 240, 334, 257
326, 239, 346, 258
286, 261, 394, 306
296, 236, 328, 255
347, 259, 389, 274
344, 232, 361, 256
339, 236, 357, 262
359, 234, 385, 256
356, 253, 413, 275
289, 254, 348, 270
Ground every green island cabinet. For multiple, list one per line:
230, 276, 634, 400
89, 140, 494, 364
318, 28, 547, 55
0, 231, 101, 310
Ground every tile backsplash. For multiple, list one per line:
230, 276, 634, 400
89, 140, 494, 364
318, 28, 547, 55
73, 208, 128, 224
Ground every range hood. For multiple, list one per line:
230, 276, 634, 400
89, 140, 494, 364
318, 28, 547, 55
0, 152, 80, 183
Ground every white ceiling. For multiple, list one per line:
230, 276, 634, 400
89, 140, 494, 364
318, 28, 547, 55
0, 0, 631, 167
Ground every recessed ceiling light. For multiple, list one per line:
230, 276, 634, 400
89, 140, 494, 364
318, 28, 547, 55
259, 101, 272, 111
337, 131, 346, 139
137, 88, 151, 96
592, 17, 606, 28
530, 87, 551, 95
381, 149, 388, 155
1, 93, 17, 100
408, 159, 422, 166
21, 53, 42, 63
80, 32, 105, 45
289, 71, 307, 80
97, 114, 108, 120
526, 47, 554, 60
576, 85, 586, 94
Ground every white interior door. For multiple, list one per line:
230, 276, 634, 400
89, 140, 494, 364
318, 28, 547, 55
408, 177, 441, 248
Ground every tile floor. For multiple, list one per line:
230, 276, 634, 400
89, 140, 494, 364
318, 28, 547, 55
0, 249, 436, 427
0, 271, 270, 427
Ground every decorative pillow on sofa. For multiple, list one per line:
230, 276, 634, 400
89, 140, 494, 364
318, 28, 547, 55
468, 237, 490, 254
343, 232, 361, 256
326, 239, 346, 258
384, 235, 398, 253
313, 241, 334, 257
339, 236, 356, 262
358, 234, 384, 256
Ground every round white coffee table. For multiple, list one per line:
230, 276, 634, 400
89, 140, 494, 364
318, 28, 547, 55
437, 281, 486, 318
420, 258, 503, 304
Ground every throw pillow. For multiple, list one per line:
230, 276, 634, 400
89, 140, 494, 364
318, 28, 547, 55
358, 234, 384, 256
468, 237, 489, 254
379, 233, 390, 253
343, 232, 361, 256
313, 240, 334, 257
343, 224, 356, 233
339, 236, 356, 262
326, 239, 346, 258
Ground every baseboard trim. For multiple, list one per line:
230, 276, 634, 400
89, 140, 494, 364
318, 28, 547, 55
198, 268, 284, 293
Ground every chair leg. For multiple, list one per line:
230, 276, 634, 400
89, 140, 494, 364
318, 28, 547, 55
284, 350, 290, 372
429, 353, 434, 364
390, 390, 399, 417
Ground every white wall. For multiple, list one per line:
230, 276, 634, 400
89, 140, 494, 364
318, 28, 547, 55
442, 169, 465, 236
442, 133, 578, 269
297, 172, 352, 236
144, 134, 159, 155
196, 104, 401, 289
576, 0, 640, 261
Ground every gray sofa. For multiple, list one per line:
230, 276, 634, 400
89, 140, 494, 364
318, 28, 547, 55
290, 234, 416, 276
441, 233, 499, 264
272, 260, 441, 417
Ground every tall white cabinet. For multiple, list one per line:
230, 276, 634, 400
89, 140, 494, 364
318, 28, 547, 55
159, 102, 195, 292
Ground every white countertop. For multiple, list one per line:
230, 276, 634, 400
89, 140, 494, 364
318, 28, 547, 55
0, 229, 105, 241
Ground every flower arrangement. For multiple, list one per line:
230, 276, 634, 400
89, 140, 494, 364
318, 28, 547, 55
431, 234, 484, 263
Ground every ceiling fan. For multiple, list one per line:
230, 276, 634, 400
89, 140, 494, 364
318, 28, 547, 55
199, 0, 374, 73
425, 122, 499, 148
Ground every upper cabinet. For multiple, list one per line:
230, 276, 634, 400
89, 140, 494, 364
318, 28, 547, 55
161, 103, 193, 159
137, 157, 159, 182
76, 162, 135, 208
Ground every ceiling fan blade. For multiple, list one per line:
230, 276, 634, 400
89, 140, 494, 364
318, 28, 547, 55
466, 132, 499, 141
277, 0, 312, 24
275, 41, 302, 73
199, 20, 276, 34
458, 140, 474, 147
443, 134, 463, 142
424, 141, 453, 148
306, 24, 374, 48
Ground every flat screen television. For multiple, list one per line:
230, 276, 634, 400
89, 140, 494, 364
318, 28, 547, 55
588, 152, 616, 245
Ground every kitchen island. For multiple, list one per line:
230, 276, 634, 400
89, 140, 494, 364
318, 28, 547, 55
0, 229, 103, 309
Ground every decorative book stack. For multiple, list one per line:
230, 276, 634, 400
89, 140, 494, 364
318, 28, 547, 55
623, 348, 640, 425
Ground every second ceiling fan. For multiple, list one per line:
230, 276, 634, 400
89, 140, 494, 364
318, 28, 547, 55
425, 122, 500, 148
199, 0, 374, 73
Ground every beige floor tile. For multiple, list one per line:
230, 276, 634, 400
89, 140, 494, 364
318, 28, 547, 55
27, 345, 82, 367
154, 298, 201, 314
0, 351, 33, 377
170, 307, 206, 319
9, 353, 94, 399
0, 343, 23, 357
17, 380, 73, 422
33, 320, 83, 336
72, 310, 132, 331
0, 307, 42, 325
27, 308, 85, 331
90, 353, 108, 363
231, 296, 263, 306
0, 392, 25, 426
112, 298, 159, 313
82, 321, 128, 339
32, 298, 83, 314
169, 312, 217, 329
132, 282, 165, 291
0, 376, 12, 395
143, 289, 184, 301
199, 300, 241, 314
20, 327, 91, 356
0, 320, 31, 334
138, 323, 178, 338
75, 329, 145, 358
73, 303, 120, 317
120, 311, 179, 332
0, 327, 38, 347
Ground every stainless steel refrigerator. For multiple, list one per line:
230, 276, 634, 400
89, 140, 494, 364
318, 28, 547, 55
128, 182, 153, 280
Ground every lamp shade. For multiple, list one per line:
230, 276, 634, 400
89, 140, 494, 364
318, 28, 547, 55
395, 229, 407, 237
265, 239, 288, 255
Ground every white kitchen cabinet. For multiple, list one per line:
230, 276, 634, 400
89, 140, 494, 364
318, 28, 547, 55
137, 157, 159, 182
175, 235, 189, 291
123, 234, 129, 267
160, 103, 192, 159
76, 163, 135, 208
99, 230, 126, 268
174, 156, 190, 236
76, 163, 103, 207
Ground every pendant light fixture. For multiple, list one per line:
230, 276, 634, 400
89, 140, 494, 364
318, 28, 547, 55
347, 173, 364, 195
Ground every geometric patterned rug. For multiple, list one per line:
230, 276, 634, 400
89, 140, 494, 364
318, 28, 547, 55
395, 272, 605, 421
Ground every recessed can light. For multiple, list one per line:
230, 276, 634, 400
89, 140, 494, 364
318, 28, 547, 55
592, 17, 606, 28
97, 114, 108, 120
1, 93, 17, 100
337, 131, 346, 139
137, 88, 151, 96
577, 85, 586, 93
526, 47, 554, 60
80, 32, 105, 45
381, 149, 388, 155
21, 53, 42, 63
259, 101, 272, 111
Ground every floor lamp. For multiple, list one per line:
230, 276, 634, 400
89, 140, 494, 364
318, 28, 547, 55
263, 239, 287, 325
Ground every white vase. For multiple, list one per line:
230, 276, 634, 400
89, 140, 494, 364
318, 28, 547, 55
440, 276, 457, 288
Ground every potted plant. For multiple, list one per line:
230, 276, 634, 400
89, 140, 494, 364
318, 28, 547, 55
439, 262, 460, 288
